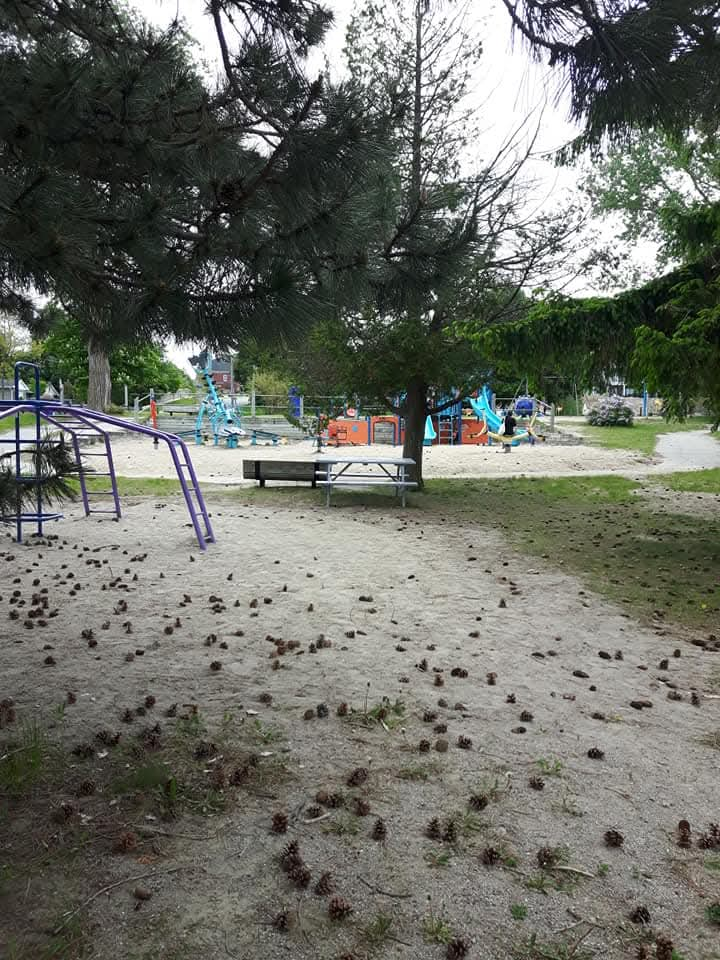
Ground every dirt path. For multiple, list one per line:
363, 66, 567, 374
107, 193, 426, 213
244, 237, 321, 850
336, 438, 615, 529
1, 498, 718, 960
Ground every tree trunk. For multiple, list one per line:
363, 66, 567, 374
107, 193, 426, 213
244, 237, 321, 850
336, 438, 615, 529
402, 378, 428, 487
87, 334, 111, 411
410, 0, 424, 203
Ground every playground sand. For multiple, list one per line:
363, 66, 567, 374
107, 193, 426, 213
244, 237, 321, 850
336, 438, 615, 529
2, 497, 718, 960
106, 432, 657, 484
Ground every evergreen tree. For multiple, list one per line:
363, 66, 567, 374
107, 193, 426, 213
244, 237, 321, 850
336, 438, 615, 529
325, 0, 580, 483
501, 0, 720, 149
0, 0, 385, 409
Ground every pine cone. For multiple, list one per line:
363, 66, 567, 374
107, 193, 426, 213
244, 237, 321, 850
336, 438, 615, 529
446, 937, 469, 958
76, 779, 96, 796
469, 793, 488, 810
328, 896, 353, 920
630, 906, 651, 925
336, 702, 349, 716
655, 936, 674, 960
519, 710, 533, 723
528, 777, 545, 791
371, 818, 387, 841
423, 709, 438, 722
271, 812, 289, 834
112, 831, 138, 854
604, 829, 624, 848
306, 804, 323, 819
272, 911, 289, 931
327, 792, 345, 808
442, 820, 458, 844
354, 797, 371, 817
486, 672, 497, 685
481, 847, 501, 866
347, 767, 368, 787
457, 735, 472, 749
506, 693, 516, 703
677, 819, 692, 848
587, 747, 605, 760
537, 846, 559, 868
426, 817, 443, 840
281, 840, 301, 872
230, 764, 249, 785
316, 702, 329, 718
314, 871, 334, 895
288, 863, 311, 888
418, 739, 431, 752
434, 674, 445, 687
635, 946, 651, 960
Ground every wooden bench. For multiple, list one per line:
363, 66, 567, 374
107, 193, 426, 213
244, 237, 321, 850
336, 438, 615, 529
243, 460, 318, 487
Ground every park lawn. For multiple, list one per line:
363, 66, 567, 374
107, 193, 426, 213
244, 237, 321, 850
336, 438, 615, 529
659, 468, 720, 494
575, 417, 712, 456
424, 476, 719, 633
73, 475, 185, 497
239, 474, 719, 633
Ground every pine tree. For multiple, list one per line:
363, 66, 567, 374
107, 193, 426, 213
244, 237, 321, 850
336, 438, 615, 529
321, 0, 579, 483
501, 1, 720, 149
0, 0, 385, 408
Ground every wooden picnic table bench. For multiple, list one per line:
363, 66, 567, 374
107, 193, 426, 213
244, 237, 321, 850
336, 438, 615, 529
315, 455, 417, 507
243, 459, 317, 487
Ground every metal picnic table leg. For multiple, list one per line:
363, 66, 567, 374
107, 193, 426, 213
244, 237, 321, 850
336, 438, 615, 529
400, 463, 406, 507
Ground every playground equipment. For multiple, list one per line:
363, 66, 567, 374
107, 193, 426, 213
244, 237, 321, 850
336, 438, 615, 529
423, 416, 436, 445
195, 358, 246, 447
468, 386, 541, 446
0, 362, 214, 550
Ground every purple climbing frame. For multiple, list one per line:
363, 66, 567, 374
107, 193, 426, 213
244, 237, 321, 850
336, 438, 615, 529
0, 400, 215, 550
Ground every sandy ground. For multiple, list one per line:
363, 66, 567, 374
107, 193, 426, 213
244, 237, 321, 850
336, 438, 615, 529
2, 496, 719, 960
101, 427, 720, 486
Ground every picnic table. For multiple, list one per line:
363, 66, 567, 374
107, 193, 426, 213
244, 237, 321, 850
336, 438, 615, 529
315, 455, 417, 507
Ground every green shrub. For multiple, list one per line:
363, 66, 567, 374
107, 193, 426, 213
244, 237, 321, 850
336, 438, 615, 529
587, 396, 634, 427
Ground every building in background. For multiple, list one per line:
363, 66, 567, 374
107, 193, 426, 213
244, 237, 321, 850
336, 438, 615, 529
189, 351, 233, 392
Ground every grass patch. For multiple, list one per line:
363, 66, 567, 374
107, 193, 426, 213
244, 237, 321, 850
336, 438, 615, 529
397, 761, 440, 781
80, 475, 184, 497
422, 914, 453, 944
363, 912, 395, 947
659, 468, 720, 494
0, 721, 46, 796
424, 849, 452, 868
576, 417, 712, 456
514, 932, 596, 960
510, 903, 528, 920
706, 903, 720, 926
423, 476, 720, 632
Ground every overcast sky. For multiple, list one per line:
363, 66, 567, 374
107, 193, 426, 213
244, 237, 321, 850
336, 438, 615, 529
135, 0, 601, 374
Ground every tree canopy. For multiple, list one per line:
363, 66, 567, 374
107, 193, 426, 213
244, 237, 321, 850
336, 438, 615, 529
0, 0, 388, 407
503, 1, 720, 150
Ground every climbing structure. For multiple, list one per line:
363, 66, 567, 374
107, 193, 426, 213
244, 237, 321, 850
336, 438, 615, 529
195, 357, 245, 448
0, 362, 215, 549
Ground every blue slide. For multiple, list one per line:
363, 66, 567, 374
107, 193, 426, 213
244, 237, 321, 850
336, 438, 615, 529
468, 386, 530, 443
423, 415, 437, 445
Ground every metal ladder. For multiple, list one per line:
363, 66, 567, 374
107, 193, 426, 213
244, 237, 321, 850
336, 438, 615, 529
42, 412, 121, 520
167, 437, 215, 547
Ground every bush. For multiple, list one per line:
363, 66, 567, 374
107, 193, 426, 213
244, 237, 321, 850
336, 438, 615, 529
587, 396, 634, 427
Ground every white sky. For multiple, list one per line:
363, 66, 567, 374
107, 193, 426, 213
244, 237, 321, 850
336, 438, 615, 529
133, 0, 621, 374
